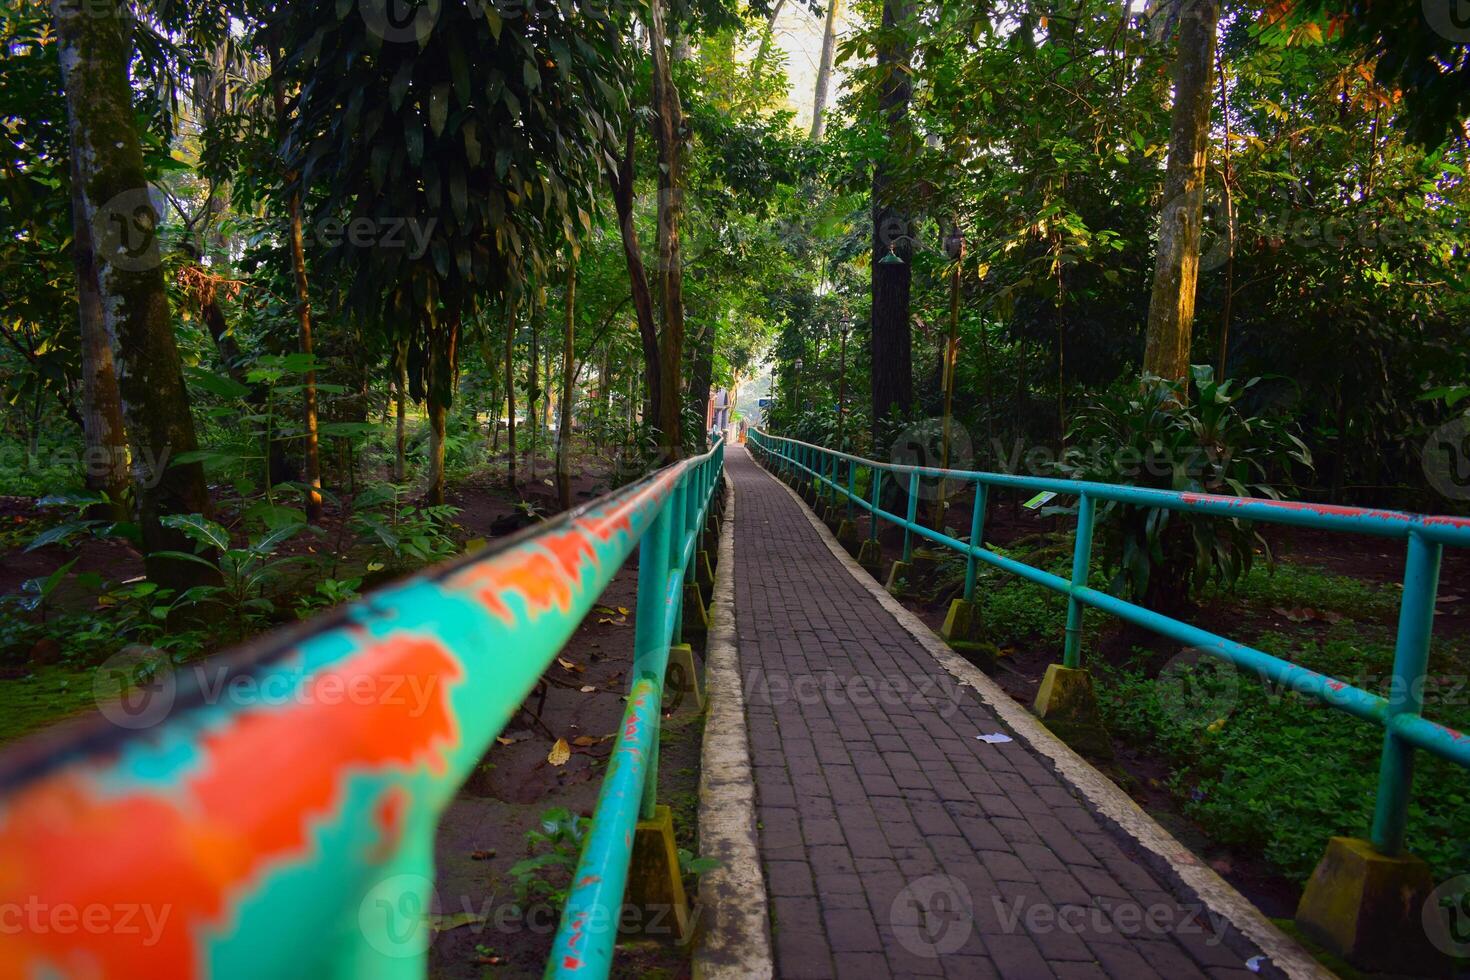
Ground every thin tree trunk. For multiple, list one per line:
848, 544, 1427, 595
649, 0, 687, 460
870, 0, 916, 442
609, 127, 662, 427
754, 0, 787, 74
54, 0, 214, 590
1215, 51, 1235, 379
810, 0, 843, 140
271, 51, 323, 522
1143, 0, 1219, 383
394, 340, 408, 483
69, 151, 130, 519
529, 306, 541, 481
504, 294, 519, 491
556, 261, 577, 511
425, 312, 460, 507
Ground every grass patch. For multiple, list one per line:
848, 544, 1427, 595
1096, 624, 1470, 884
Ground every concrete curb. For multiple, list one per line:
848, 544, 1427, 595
693, 474, 775, 980
749, 448, 1334, 980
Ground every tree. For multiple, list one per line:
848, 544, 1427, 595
53, 0, 215, 588
811, 0, 842, 140
649, 0, 688, 457
556, 258, 577, 510
869, 0, 916, 441
1143, 0, 1220, 383
277, 0, 629, 504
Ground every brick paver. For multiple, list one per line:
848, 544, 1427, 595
727, 447, 1268, 980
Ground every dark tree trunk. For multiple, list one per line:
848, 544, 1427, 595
649, 0, 686, 459
425, 311, 460, 507
556, 260, 577, 511
54, 0, 214, 590
870, 0, 916, 444
609, 128, 662, 428
688, 322, 714, 436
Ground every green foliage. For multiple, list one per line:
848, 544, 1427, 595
153, 515, 310, 634
509, 807, 591, 911
1053, 367, 1311, 610
350, 484, 461, 571
1097, 627, 1470, 884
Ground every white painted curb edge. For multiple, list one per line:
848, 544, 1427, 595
751, 448, 1333, 980
693, 473, 775, 980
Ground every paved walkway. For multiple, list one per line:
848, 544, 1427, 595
726, 447, 1268, 980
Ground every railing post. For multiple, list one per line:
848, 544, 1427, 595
668, 480, 687, 645
1062, 494, 1096, 668
903, 471, 920, 563
964, 482, 988, 603
633, 490, 675, 820
869, 468, 882, 543
846, 458, 855, 518
1369, 531, 1443, 855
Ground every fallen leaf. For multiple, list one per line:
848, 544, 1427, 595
616, 606, 629, 616
427, 911, 485, 933
557, 657, 585, 673
572, 735, 599, 747
548, 738, 571, 766
496, 736, 514, 745
579, 685, 597, 693
470, 849, 496, 860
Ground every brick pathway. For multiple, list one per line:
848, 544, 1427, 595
727, 447, 1266, 980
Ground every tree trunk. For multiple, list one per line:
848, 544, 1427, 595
54, 0, 214, 590
1143, 0, 1219, 383
870, 0, 916, 443
610, 125, 662, 432
271, 52, 323, 522
425, 312, 460, 507
504, 294, 518, 491
556, 261, 577, 511
69, 151, 130, 520
754, 0, 787, 73
394, 340, 408, 483
688, 322, 714, 436
649, 0, 687, 460
529, 305, 541, 481
810, 0, 843, 140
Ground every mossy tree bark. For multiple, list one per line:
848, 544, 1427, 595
425, 311, 460, 507
503, 294, 518, 492
1144, 0, 1220, 384
68, 152, 130, 520
54, 0, 214, 589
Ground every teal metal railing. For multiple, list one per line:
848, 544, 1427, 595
0, 437, 724, 979
748, 429, 1470, 858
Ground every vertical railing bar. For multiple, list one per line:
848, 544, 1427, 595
1370, 531, 1443, 855
1063, 494, 1096, 669
903, 471, 920, 563
964, 480, 987, 603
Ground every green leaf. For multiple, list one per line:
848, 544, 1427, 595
185, 366, 251, 400
160, 514, 232, 552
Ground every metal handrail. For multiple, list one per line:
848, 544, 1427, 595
0, 436, 725, 979
748, 429, 1467, 858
